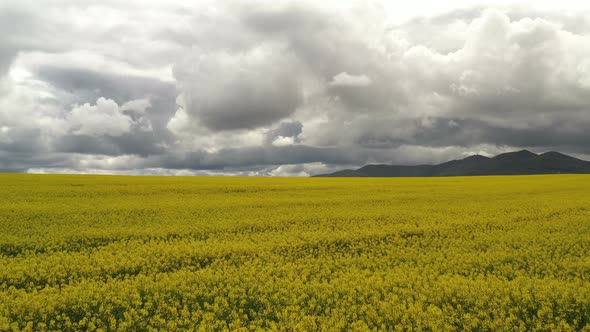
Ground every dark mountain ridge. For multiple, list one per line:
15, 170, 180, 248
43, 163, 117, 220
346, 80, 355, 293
314, 150, 590, 177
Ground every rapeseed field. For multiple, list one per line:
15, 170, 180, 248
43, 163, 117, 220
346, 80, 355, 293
1, 174, 589, 331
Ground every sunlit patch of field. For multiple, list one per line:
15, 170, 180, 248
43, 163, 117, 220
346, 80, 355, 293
1, 174, 589, 331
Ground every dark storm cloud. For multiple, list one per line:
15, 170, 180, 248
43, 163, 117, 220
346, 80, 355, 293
0, 151, 75, 173
175, 47, 304, 131
35, 67, 173, 103
0, 128, 43, 153
157, 145, 379, 170
146, 143, 502, 174
184, 72, 303, 131
356, 118, 590, 150
53, 131, 165, 157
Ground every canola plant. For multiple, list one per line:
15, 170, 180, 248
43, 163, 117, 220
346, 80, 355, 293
0, 174, 589, 331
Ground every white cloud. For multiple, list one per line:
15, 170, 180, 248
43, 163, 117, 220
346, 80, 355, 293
268, 164, 309, 177
121, 98, 152, 114
329, 72, 372, 87
382, 1, 590, 23
67, 98, 132, 136
272, 136, 296, 146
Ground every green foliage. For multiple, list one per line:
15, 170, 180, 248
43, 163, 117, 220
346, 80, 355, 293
1, 174, 590, 331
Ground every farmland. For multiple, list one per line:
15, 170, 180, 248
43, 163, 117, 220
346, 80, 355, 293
1, 174, 590, 331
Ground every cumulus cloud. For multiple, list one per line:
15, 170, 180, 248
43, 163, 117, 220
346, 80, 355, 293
67, 98, 132, 136
1, 1, 590, 174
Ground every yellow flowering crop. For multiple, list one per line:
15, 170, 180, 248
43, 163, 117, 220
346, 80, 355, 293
0, 174, 589, 331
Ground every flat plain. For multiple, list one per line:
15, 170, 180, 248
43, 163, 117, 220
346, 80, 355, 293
1, 174, 589, 331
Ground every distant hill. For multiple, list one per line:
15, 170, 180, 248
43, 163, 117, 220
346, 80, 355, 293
314, 150, 590, 177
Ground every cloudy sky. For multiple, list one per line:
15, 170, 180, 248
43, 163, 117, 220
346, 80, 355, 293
1, 0, 590, 176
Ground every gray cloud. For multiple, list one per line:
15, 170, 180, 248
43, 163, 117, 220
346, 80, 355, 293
0, 127, 44, 153
34, 66, 177, 135
264, 121, 303, 145
174, 47, 304, 131
0, 5, 38, 76
53, 132, 164, 157
1, 1, 590, 174
355, 117, 590, 152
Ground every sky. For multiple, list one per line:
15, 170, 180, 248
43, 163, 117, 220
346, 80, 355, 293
1, 0, 590, 176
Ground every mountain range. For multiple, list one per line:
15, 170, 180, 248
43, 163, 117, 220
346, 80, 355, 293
314, 150, 590, 177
